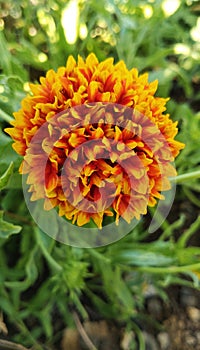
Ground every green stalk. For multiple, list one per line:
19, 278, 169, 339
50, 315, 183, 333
0, 108, 13, 122
135, 262, 200, 274
132, 322, 145, 350
35, 227, 63, 273
170, 170, 200, 184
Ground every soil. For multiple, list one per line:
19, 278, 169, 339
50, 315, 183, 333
1, 281, 200, 350
61, 197, 200, 350
61, 286, 200, 350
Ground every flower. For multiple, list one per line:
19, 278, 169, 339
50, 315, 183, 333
5, 53, 184, 228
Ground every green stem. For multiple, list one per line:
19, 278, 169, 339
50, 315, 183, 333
35, 227, 63, 273
132, 322, 145, 350
135, 262, 200, 274
0, 108, 13, 123
170, 170, 200, 184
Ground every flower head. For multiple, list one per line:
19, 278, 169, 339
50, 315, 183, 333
5, 53, 184, 229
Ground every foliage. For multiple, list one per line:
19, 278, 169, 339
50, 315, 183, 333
0, 0, 200, 348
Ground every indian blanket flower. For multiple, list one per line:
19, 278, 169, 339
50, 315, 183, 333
5, 53, 184, 229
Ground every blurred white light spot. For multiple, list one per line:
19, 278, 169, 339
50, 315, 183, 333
61, 0, 79, 45
30, 0, 38, 4
23, 82, 31, 92
0, 85, 5, 94
174, 44, 190, 56
29, 26, 37, 37
37, 9, 56, 42
38, 53, 48, 62
0, 19, 4, 31
162, 0, 180, 17
97, 19, 107, 29
79, 23, 88, 40
105, 3, 115, 13
190, 18, 200, 42
142, 5, 153, 18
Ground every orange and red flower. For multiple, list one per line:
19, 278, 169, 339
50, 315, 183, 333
5, 53, 184, 228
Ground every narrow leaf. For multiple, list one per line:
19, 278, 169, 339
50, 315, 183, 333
0, 162, 14, 190
0, 211, 21, 238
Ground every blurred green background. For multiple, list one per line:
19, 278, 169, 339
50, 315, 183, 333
0, 0, 200, 349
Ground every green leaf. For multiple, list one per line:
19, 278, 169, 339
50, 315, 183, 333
38, 306, 53, 338
112, 249, 176, 267
0, 211, 21, 238
4, 245, 38, 291
0, 31, 13, 75
0, 161, 14, 190
0, 128, 22, 167
4, 172, 22, 189
35, 227, 62, 272
177, 216, 200, 248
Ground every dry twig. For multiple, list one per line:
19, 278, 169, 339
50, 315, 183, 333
73, 312, 98, 350
0, 339, 29, 350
